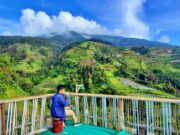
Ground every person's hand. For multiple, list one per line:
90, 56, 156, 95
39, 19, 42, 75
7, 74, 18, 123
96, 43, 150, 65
65, 92, 69, 96
65, 106, 71, 110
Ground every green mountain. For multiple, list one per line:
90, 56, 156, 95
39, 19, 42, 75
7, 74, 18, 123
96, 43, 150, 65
0, 31, 176, 52
1, 38, 180, 99
42, 31, 176, 47
90, 35, 175, 47
0, 43, 54, 98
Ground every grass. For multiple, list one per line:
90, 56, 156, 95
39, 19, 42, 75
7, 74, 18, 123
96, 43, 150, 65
102, 63, 176, 98
0, 84, 28, 99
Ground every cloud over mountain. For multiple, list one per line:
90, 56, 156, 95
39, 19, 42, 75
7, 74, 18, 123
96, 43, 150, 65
20, 6, 151, 40
117, 0, 150, 39
159, 35, 170, 43
1, 1, 151, 40
20, 9, 107, 36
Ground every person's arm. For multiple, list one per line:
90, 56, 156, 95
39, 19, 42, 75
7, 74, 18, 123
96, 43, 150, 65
57, 95, 70, 107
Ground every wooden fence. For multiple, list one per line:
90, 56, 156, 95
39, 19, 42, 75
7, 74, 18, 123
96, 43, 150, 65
0, 93, 180, 135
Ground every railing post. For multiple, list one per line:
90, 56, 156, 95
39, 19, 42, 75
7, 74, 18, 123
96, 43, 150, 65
118, 98, 123, 131
0, 102, 6, 135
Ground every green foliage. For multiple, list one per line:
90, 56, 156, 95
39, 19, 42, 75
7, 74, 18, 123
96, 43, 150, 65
131, 46, 150, 55
0, 40, 180, 99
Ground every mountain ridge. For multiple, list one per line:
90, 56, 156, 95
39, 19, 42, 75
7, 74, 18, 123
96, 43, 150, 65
44, 31, 176, 47
0, 31, 177, 49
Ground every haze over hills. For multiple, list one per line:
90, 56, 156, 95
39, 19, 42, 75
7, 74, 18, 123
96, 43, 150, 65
0, 33, 180, 99
0, 31, 177, 50
42, 31, 176, 48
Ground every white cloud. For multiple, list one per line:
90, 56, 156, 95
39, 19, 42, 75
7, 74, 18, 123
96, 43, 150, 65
117, 0, 150, 39
57, 11, 107, 34
0, 2, 151, 40
159, 35, 170, 43
21, 9, 53, 36
154, 28, 162, 35
20, 9, 107, 36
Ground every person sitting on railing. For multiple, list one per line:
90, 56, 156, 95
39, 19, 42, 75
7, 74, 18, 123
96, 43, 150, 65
50, 84, 79, 132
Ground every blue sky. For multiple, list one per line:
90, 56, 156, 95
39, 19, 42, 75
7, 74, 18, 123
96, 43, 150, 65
0, 0, 180, 45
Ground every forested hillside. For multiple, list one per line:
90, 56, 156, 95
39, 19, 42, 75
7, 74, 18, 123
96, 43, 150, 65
34, 41, 179, 97
0, 35, 180, 99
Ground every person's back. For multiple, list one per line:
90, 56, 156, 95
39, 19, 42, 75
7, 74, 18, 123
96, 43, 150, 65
50, 85, 70, 133
51, 93, 69, 120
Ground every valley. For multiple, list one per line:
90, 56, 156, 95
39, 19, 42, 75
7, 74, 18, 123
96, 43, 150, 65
0, 33, 180, 99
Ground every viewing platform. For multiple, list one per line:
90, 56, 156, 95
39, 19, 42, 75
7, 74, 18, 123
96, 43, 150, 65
41, 120, 121, 135
0, 93, 180, 135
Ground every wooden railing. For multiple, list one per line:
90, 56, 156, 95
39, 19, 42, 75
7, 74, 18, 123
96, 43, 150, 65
0, 93, 180, 135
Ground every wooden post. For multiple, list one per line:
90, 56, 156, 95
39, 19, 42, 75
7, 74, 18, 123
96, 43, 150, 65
0, 103, 6, 135
118, 98, 123, 131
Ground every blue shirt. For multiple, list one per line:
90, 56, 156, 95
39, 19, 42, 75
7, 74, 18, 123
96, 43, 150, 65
50, 93, 70, 120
